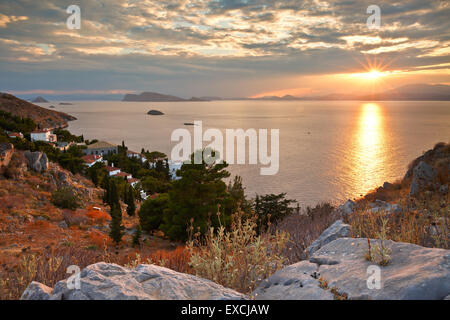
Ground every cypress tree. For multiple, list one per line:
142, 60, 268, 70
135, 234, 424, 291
109, 206, 124, 245
109, 181, 120, 209
125, 184, 136, 216
132, 225, 142, 247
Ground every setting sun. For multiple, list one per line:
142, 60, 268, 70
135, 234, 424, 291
352, 69, 389, 81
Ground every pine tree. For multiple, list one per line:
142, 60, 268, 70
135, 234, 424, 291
109, 206, 124, 245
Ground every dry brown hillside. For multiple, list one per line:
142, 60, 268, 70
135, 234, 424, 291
0, 93, 76, 128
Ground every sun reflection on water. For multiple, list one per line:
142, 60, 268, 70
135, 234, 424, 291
352, 103, 387, 194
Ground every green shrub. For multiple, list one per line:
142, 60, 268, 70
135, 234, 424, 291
51, 187, 81, 210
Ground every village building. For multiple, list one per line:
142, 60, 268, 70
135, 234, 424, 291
56, 141, 73, 151
113, 171, 132, 179
126, 150, 141, 159
82, 154, 103, 167
83, 141, 118, 156
8, 132, 24, 139
30, 129, 57, 143
127, 177, 140, 188
140, 190, 148, 200
126, 150, 147, 163
105, 165, 121, 176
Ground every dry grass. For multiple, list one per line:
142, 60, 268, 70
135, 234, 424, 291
274, 202, 339, 263
0, 246, 101, 300
186, 209, 289, 294
348, 192, 448, 249
0, 243, 191, 300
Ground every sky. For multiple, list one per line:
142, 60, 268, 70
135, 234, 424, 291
0, 0, 449, 100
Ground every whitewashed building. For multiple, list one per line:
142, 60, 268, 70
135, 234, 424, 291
30, 129, 57, 142
82, 154, 103, 167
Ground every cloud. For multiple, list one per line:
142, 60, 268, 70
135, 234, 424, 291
0, 13, 27, 27
0, 0, 448, 96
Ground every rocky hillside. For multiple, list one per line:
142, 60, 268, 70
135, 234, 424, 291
0, 93, 76, 128
20, 142, 450, 300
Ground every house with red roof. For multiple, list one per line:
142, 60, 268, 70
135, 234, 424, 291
127, 177, 140, 187
8, 132, 24, 139
112, 171, 132, 179
105, 165, 121, 176
82, 154, 103, 167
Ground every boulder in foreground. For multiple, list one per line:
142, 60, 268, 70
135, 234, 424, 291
21, 262, 246, 300
253, 238, 450, 300
305, 220, 350, 257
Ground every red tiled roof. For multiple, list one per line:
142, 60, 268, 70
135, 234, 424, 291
8, 132, 22, 137
105, 166, 120, 172
31, 129, 50, 134
82, 155, 102, 164
127, 178, 140, 183
113, 172, 131, 178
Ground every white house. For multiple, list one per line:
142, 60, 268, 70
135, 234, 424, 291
56, 141, 73, 151
30, 129, 57, 143
82, 154, 103, 167
127, 177, 140, 188
140, 190, 148, 200
112, 171, 132, 179
8, 132, 23, 139
168, 160, 183, 179
83, 141, 118, 156
105, 165, 121, 176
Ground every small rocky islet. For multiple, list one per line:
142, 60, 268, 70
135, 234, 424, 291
147, 110, 165, 115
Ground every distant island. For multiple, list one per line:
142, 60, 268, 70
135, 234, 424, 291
122, 84, 450, 102
123, 92, 211, 102
247, 84, 450, 101
31, 96, 49, 103
59, 102, 73, 105
147, 110, 164, 115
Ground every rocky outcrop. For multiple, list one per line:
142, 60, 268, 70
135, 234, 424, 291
21, 281, 53, 300
409, 161, 437, 196
305, 220, 350, 257
21, 262, 246, 300
338, 199, 355, 215
253, 238, 450, 300
368, 200, 402, 214
24, 151, 48, 173
0, 143, 14, 173
253, 260, 334, 300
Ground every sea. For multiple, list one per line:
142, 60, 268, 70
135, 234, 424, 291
37, 100, 450, 207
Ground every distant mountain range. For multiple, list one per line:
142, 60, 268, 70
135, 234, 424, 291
122, 84, 450, 102
304, 84, 450, 101
247, 84, 450, 101
11, 83, 450, 102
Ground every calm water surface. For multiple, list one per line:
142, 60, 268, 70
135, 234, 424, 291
41, 100, 450, 207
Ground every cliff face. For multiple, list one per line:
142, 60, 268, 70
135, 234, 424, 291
0, 93, 76, 128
